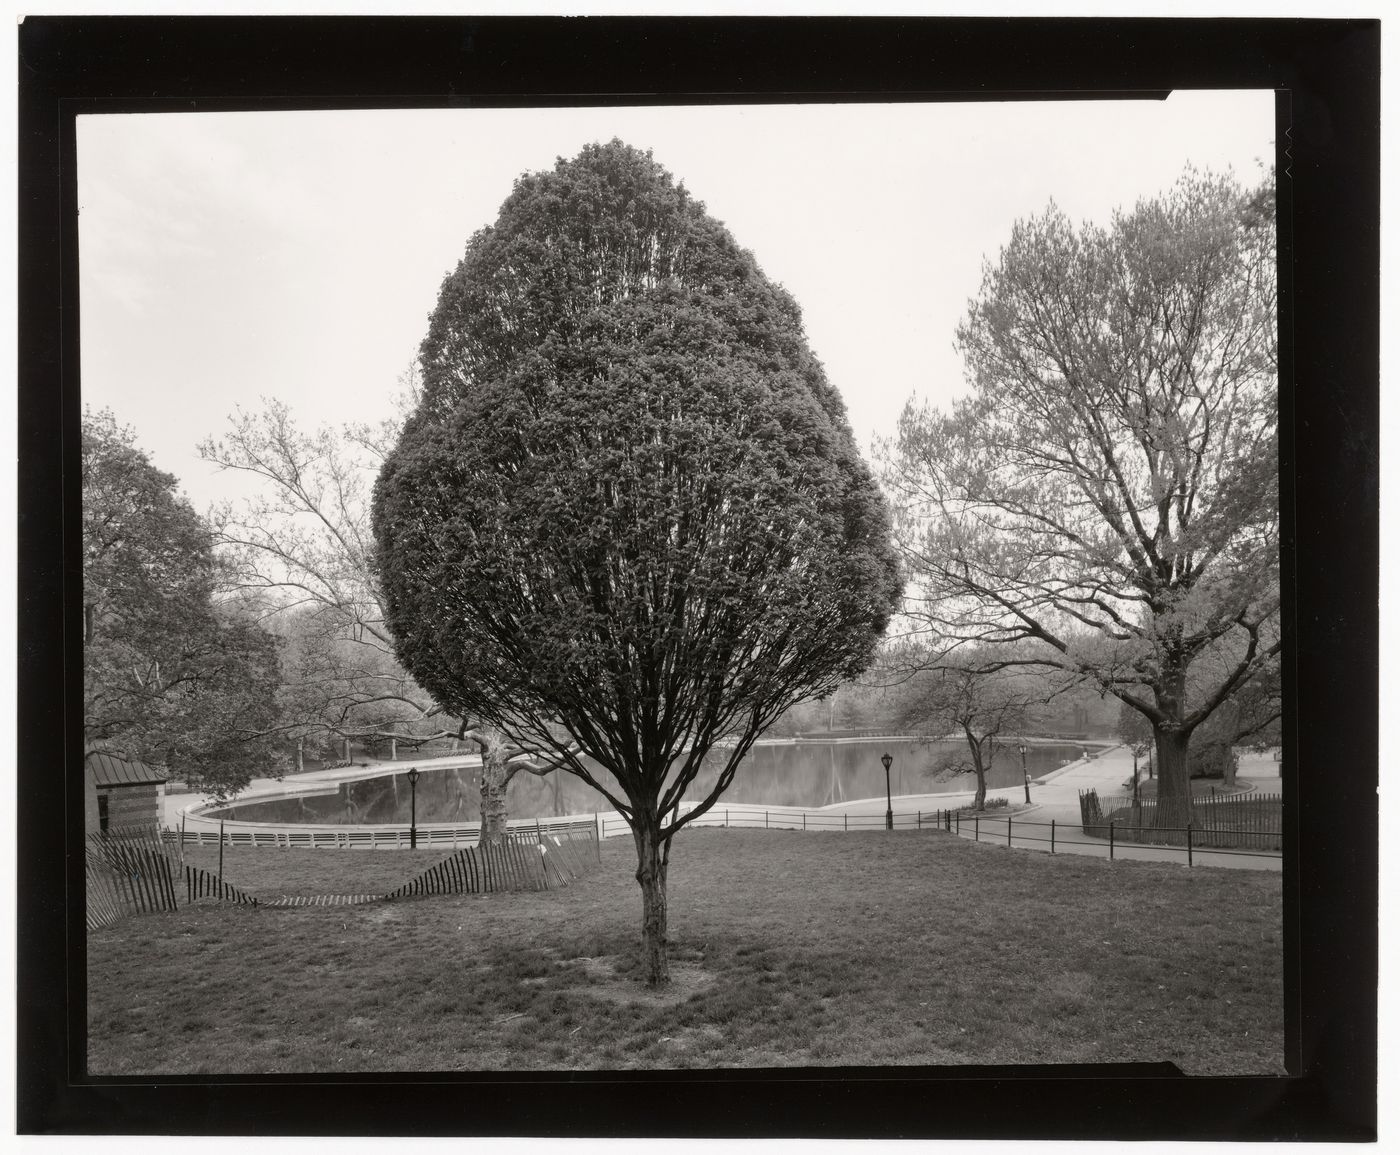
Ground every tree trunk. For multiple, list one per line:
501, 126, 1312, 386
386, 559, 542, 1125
966, 727, 987, 810
476, 729, 510, 848
1223, 748, 1239, 788
1152, 725, 1194, 830
633, 821, 670, 987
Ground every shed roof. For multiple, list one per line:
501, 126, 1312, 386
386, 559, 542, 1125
86, 751, 169, 788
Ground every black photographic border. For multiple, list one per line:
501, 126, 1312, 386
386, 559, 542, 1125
17, 15, 1379, 1140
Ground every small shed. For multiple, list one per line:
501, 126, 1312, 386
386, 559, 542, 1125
85, 751, 169, 834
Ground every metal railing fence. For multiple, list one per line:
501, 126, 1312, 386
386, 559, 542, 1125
172, 814, 598, 851
597, 804, 1281, 867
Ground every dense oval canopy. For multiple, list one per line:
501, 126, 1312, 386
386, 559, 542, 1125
374, 142, 900, 785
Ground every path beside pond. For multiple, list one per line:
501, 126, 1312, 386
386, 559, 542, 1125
165, 743, 1281, 872
161, 751, 486, 827
811, 745, 1282, 871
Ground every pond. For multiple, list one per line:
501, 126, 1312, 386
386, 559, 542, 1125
206, 738, 1092, 826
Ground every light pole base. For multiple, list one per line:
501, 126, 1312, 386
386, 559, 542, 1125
885, 809, 893, 831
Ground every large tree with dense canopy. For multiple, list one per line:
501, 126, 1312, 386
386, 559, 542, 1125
881, 168, 1278, 829
373, 141, 901, 984
83, 409, 285, 797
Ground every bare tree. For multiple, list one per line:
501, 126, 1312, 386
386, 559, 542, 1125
198, 372, 562, 841
893, 652, 1053, 811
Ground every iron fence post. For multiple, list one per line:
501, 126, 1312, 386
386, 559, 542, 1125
1187, 823, 1193, 867
1008, 817, 1012, 847
1050, 819, 1055, 853
974, 815, 979, 842
1109, 821, 1115, 860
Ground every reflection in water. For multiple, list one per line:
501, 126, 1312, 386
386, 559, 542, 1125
209, 739, 1090, 826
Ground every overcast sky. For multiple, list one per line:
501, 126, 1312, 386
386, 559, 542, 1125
78, 93, 1274, 512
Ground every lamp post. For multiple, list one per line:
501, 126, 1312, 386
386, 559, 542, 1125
881, 751, 893, 831
1018, 743, 1030, 803
407, 766, 420, 849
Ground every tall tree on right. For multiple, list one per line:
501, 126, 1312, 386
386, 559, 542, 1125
882, 169, 1278, 828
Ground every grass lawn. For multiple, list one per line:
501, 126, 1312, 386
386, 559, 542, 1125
87, 829, 1283, 1075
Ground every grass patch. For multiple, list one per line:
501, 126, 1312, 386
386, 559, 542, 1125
88, 829, 1283, 1075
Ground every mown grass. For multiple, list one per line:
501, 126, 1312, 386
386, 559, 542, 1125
87, 829, 1283, 1075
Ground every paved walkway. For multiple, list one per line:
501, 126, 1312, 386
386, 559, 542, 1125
807, 745, 1282, 871
162, 750, 484, 827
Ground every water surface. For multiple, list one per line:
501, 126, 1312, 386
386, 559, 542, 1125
209, 738, 1092, 825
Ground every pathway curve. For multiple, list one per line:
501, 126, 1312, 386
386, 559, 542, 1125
162, 750, 485, 828
805, 745, 1282, 871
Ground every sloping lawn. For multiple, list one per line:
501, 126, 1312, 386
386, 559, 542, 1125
87, 829, 1283, 1075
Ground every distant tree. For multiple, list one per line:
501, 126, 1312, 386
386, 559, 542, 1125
83, 409, 284, 797
199, 381, 558, 841
882, 169, 1278, 828
893, 654, 1049, 811
1115, 699, 1155, 755
374, 141, 902, 985
1190, 657, 1282, 786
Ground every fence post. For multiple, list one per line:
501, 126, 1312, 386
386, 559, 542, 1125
803, 813, 807, 832
1051, 819, 1055, 854
765, 811, 769, 829
1187, 823, 1193, 867
917, 811, 922, 830
218, 820, 225, 882
844, 814, 848, 832
956, 809, 960, 835
1109, 821, 1115, 860
1008, 817, 1013, 847
974, 815, 979, 842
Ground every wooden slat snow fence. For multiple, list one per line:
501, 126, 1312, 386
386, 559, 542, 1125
385, 826, 600, 900
87, 822, 600, 931
85, 824, 259, 930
